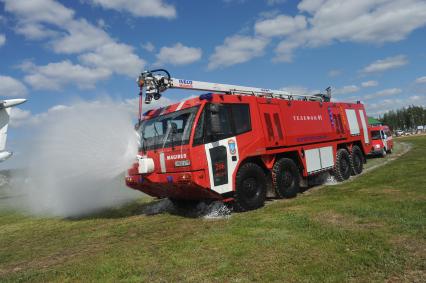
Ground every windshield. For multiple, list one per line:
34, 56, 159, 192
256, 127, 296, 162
139, 106, 199, 151
371, 130, 381, 140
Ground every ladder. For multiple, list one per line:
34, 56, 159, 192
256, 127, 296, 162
137, 69, 331, 104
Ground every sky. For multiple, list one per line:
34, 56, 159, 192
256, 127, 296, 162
1, 0, 426, 144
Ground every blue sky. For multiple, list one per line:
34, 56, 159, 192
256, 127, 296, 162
1, 0, 426, 133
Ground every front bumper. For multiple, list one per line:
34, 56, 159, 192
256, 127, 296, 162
125, 170, 222, 200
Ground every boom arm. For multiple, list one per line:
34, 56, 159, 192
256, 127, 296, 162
136, 69, 331, 122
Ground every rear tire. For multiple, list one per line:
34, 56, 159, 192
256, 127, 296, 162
386, 147, 393, 154
333, 148, 351, 182
350, 146, 364, 176
234, 163, 267, 212
272, 158, 300, 198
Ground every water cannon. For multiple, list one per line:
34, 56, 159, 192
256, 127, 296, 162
137, 69, 171, 104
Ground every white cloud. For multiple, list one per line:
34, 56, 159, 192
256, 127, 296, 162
415, 76, 426, 84
0, 75, 28, 97
273, 0, 426, 62
3, 0, 74, 25
366, 95, 426, 117
280, 86, 320, 95
155, 43, 202, 66
3, 0, 145, 81
266, 0, 286, 5
141, 41, 155, 52
328, 69, 341, 77
9, 107, 31, 128
361, 80, 378, 87
255, 15, 306, 37
361, 55, 408, 74
364, 88, 402, 100
51, 19, 111, 54
15, 23, 59, 40
79, 43, 145, 77
210, 0, 426, 68
208, 35, 269, 69
23, 60, 111, 90
334, 85, 359, 95
87, 0, 176, 19
0, 34, 5, 46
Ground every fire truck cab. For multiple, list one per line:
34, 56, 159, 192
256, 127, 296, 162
369, 125, 393, 157
125, 70, 372, 211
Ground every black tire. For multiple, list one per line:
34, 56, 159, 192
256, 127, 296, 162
333, 148, 351, 182
381, 148, 387, 157
386, 147, 393, 154
234, 163, 267, 212
350, 146, 364, 176
272, 158, 300, 198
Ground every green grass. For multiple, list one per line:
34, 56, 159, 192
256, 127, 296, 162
0, 137, 425, 282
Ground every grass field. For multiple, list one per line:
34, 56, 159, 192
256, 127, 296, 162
0, 137, 425, 282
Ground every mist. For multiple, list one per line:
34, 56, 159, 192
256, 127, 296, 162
5, 99, 142, 217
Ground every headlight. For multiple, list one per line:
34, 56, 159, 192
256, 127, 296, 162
375, 144, 380, 149
175, 160, 190, 167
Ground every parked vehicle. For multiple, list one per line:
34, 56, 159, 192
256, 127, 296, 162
395, 130, 404, 137
369, 125, 393, 157
125, 69, 372, 211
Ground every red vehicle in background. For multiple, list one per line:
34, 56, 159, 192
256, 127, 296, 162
369, 125, 393, 157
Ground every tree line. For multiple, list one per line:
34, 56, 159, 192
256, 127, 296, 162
379, 105, 426, 130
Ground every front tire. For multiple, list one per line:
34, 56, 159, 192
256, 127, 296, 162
234, 163, 267, 212
350, 146, 364, 176
333, 148, 351, 182
272, 158, 300, 198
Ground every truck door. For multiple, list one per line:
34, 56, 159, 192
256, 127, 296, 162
258, 102, 284, 148
194, 103, 251, 195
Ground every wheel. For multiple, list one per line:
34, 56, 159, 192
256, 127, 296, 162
234, 163, 267, 212
272, 158, 300, 198
333, 148, 351, 182
386, 147, 393, 154
350, 146, 364, 176
381, 148, 387, 157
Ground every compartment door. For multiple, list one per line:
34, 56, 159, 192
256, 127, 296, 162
258, 103, 284, 147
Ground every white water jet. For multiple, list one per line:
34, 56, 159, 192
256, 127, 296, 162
10, 99, 142, 217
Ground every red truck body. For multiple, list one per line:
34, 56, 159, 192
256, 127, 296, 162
126, 93, 371, 210
369, 125, 393, 156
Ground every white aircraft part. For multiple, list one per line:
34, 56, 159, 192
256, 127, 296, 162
0, 108, 11, 151
345, 109, 360, 136
0, 98, 26, 108
305, 146, 334, 173
205, 136, 239, 194
0, 151, 12, 161
137, 156, 155, 174
358, 109, 369, 144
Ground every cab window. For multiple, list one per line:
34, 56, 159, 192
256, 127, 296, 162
193, 103, 251, 145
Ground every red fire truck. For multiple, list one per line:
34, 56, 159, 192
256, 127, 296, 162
369, 125, 393, 157
125, 69, 372, 211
